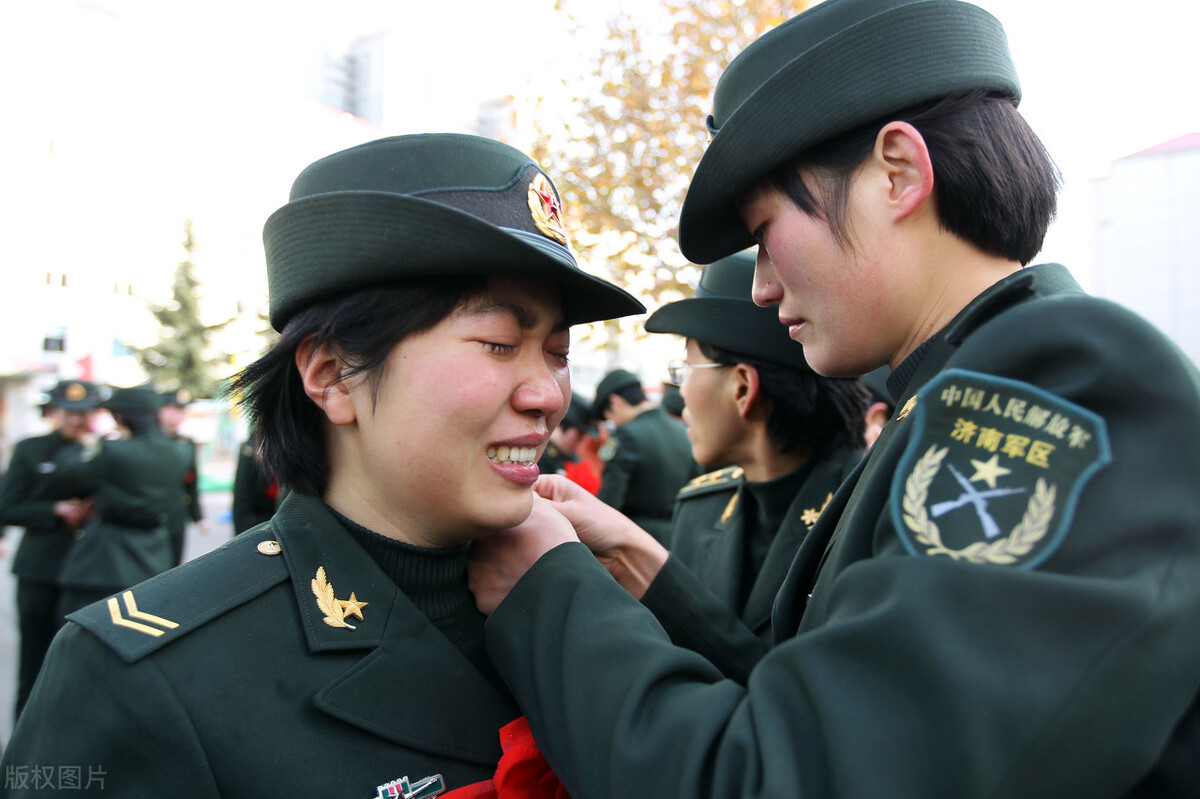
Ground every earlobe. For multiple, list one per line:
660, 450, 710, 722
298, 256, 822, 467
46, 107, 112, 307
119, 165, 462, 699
296, 336, 357, 426
876, 121, 935, 222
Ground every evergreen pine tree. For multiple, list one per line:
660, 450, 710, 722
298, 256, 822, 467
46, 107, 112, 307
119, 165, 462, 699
133, 220, 231, 398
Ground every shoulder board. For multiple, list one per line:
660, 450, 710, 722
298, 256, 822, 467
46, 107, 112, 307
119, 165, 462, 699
677, 466, 744, 498
68, 526, 289, 664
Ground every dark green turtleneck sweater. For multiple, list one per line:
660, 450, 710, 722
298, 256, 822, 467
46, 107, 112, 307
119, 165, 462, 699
332, 508, 511, 697
737, 463, 813, 610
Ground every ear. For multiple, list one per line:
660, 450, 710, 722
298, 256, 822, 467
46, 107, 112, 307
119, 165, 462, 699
863, 400, 892, 448
874, 121, 935, 222
731, 364, 763, 421
295, 336, 357, 426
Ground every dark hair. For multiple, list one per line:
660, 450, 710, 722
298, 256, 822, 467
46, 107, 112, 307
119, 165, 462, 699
765, 90, 1060, 265
111, 410, 159, 435
698, 341, 867, 461
596, 383, 646, 417
228, 279, 487, 496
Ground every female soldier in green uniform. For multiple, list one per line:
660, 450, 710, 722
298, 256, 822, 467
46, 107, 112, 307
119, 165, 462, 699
2, 134, 641, 796
467, 0, 1200, 795
639, 251, 866, 681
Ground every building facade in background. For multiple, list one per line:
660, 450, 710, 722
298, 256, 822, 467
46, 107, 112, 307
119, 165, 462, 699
1092, 133, 1200, 368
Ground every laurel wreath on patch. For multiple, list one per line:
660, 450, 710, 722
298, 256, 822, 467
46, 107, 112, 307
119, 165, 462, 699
902, 445, 1057, 565
311, 567, 356, 629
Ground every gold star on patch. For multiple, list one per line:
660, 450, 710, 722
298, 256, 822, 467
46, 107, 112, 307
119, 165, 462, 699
969, 454, 1012, 490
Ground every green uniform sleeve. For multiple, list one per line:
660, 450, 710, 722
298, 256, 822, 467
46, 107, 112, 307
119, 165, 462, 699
489, 537, 1200, 798
641, 555, 768, 684
0, 624, 220, 796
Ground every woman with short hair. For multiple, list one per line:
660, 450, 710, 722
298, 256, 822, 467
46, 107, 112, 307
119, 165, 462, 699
3, 133, 641, 797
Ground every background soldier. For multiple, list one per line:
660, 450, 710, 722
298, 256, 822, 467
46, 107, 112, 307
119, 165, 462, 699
0, 380, 102, 717
52, 385, 189, 619
158, 388, 207, 564
232, 436, 281, 534
592, 368, 695, 542
536, 393, 602, 495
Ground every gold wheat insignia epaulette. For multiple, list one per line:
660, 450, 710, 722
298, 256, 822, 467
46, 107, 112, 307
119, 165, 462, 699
678, 466, 744, 498
67, 528, 289, 663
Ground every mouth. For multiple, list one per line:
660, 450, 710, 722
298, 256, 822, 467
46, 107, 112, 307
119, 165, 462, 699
780, 314, 807, 340
486, 445, 539, 466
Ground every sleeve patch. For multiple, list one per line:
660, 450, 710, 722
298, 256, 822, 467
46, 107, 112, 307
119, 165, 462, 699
598, 438, 619, 462
890, 369, 1111, 569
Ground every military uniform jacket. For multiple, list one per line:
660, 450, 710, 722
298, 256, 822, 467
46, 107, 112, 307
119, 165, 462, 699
642, 447, 861, 683
596, 406, 695, 541
51, 427, 189, 590
484, 265, 1200, 798
0, 432, 87, 582
166, 433, 203, 534
232, 441, 279, 534
2, 491, 520, 796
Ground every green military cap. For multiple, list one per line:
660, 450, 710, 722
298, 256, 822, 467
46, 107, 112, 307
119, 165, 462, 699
263, 133, 644, 331
679, 0, 1021, 263
561, 393, 597, 435
104, 385, 164, 414
159, 388, 194, 408
645, 251, 811, 372
593, 369, 641, 414
42, 380, 104, 411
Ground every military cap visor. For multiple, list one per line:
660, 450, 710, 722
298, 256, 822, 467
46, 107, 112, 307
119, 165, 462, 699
265, 134, 644, 330
645, 252, 812, 372
43, 380, 103, 411
679, 0, 1020, 263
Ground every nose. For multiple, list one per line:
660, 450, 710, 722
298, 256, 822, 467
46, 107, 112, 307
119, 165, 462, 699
513, 354, 567, 423
751, 247, 781, 308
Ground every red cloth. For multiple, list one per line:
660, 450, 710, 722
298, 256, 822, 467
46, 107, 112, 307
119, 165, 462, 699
562, 460, 601, 496
441, 717, 570, 799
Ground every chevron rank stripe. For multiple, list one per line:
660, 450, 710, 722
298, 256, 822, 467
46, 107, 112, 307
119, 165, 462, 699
107, 590, 179, 637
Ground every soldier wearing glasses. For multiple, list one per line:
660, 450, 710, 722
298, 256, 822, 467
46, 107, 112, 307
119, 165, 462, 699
644, 251, 867, 681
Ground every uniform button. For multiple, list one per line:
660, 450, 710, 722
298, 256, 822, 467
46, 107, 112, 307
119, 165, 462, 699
257, 540, 282, 556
